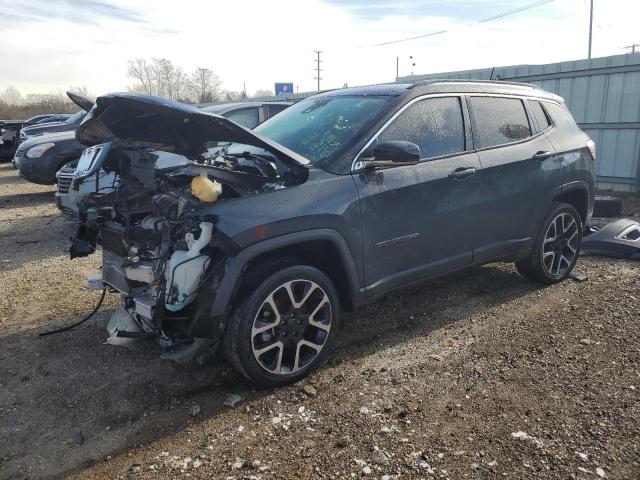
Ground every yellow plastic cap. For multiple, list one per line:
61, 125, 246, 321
191, 174, 222, 203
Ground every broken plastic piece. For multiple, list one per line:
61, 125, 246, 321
105, 308, 144, 347
582, 219, 640, 259
87, 274, 104, 291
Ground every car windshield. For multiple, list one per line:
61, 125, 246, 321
226, 95, 389, 166
64, 110, 84, 124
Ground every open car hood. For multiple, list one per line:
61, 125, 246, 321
67, 91, 94, 112
76, 93, 310, 173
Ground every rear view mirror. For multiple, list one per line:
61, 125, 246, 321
373, 141, 420, 163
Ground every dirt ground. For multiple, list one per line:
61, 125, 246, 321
0, 162, 639, 480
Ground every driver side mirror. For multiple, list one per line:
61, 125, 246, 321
358, 140, 421, 170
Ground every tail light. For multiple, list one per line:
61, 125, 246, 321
586, 139, 596, 161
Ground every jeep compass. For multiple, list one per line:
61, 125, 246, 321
69, 81, 595, 385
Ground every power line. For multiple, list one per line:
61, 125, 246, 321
364, 0, 554, 47
623, 43, 640, 54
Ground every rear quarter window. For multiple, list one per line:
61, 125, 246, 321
528, 100, 551, 131
542, 102, 583, 136
471, 97, 532, 148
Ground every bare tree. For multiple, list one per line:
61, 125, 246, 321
252, 89, 274, 98
127, 58, 192, 101
127, 58, 155, 95
189, 67, 221, 104
1, 86, 22, 105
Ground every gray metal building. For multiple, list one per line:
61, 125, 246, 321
237, 53, 640, 192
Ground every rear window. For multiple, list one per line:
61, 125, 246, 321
542, 102, 583, 135
471, 97, 531, 148
378, 96, 465, 160
528, 100, 551, 130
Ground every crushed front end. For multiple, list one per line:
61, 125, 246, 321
68, 94, 309, 359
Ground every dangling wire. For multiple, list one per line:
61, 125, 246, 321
38, 289, 107, 337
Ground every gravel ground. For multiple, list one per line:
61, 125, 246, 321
0, 162, 638, 480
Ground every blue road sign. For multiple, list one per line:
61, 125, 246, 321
275, 83, 294, 95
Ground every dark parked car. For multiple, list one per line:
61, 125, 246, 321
14, 130, 85, 184
69, 82, 594, 385
23, 113, 73, 124
18, 92, 93, 143
0, 112, 73, 160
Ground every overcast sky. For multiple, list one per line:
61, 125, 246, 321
0, 0, 638, 97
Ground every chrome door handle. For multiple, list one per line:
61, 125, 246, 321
449, 167, 477, 180
532, 151, 554, 161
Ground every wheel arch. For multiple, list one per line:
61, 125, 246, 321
206, 229, 362, 330
552, 181, 592, 225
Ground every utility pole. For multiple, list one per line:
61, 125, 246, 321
314, 50, 323, 91
588, 0, 593, 59
624, 44, 640, 54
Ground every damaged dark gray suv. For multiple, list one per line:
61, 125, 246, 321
70, 81, 595, 385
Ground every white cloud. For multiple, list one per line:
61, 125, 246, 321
0, 0, 638, 97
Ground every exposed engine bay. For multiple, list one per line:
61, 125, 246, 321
70, 141, 302, 356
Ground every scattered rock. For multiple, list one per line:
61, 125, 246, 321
362, 465, 372, 475
129, 463, 142, 474
371, 447, 389, 464
335, 437, 349, 448
575, 451, 588, 461
510, 431, 543, 447
232, 457, 245, 469
190, 403, 201, 416
223, 394, 242, 408
596, 467, 606, 478
303, 384, 317, 397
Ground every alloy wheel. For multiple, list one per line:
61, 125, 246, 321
542, 212, 579, 277
251, 279, 332, 375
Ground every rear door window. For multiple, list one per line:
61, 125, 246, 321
471, 97, 531, 148
528, 100, 551, 131
378, 96, 465, 160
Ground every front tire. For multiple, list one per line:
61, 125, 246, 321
224, 264, 340, 386
516, 202, 583, 284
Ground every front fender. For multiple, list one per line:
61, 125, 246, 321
188, 228, 363, 338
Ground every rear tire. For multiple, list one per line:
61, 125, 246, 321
224, 264, 340, 386
593, 195, 622, 218
516, 202, 583, 285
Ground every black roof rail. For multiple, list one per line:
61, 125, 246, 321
407, 78, 539, 89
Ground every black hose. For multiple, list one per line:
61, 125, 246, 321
38, 288, 107, 337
